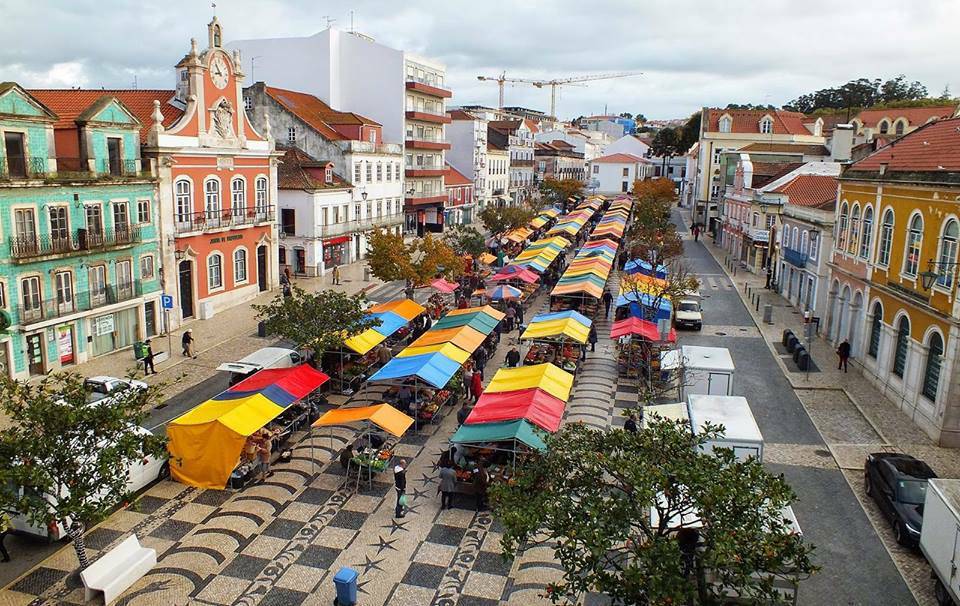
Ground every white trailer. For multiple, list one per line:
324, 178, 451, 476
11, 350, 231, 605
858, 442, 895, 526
687, 394, 763, 462
920, 478, 960, 605
661, 345, 735, 400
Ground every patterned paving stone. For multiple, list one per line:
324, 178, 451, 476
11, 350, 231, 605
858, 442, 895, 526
473, 551, 513, 576
262, 518, 304, 539
297, 544, 340, 569
295, 487, 334, 505
133, 495, 168, 514
401, 561, 448, 588
220, 554, 270, 579
426, 523, 468, 546
328, 509, 368, 530
83, 527, 124, 551
193, 489, 234, 507
149, 519, 195, 541
9, 567, 68, 596
260, 586, 308, 606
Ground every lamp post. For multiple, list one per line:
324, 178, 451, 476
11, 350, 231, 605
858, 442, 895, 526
920, 260, 959, 290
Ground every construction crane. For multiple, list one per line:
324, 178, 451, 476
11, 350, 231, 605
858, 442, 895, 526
477, 71, 642, 117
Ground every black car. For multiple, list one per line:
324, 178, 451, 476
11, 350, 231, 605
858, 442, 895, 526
864, 453, 936, 546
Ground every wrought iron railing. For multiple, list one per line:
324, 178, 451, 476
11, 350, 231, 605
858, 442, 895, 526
783, 248, 808, 268
0, 156, 48, 179
10, 227, 142, 260
1, 156, 150, 180
20, 281, 144, 325
174, 206, 276, 234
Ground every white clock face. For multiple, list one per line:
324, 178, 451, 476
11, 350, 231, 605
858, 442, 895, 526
210, 55, 229, 89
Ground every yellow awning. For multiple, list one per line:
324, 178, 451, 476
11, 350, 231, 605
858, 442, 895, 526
484, 363, 574, 402
344, 328, 387, 354
409, 325, 487, 352
445, 304, 506, 321
552, 280, 605, 299
521, 318, 590, 344
398, 342, 472, 364
478, 253, 497, 265
313, 404, 414, 437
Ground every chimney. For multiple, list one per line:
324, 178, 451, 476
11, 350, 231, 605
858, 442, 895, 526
831, 123, 854, 162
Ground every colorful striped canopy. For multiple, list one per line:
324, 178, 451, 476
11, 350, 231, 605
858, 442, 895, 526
398, 342, 472, 364
313, 404, 414, 438
529, 216, 547, 229
624, 258, 669, 279
450, 419, 547, 451
432, 310, 501, 334
491, 266, 540, 284
521, 310, 592, 344
445, 305, 506, 321
610, 317, 676, 342
368, 298, 425, 321
477, 253, 497, 265
343, 329, 387, 355
430, 278, 460, 293
551, 278, 605, 299
368, 351, 462, 388
344, 308, 413, 354
484, 363, 574, 402
487, 284, 523, 300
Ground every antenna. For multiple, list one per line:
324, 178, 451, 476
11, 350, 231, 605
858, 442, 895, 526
350, 10, 355, 33
132, 75, 138, 90
322, 15, 336, 28
250, 56, 263, 82
211, 2, 216, 17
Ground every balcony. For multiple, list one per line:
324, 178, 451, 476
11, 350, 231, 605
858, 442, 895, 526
405, 80, 453, 99
10, 227, 142, 262
317, 214, 405, 238
0, 156, 152, 182
20, 281, 144, 326
405, 111, 452, 125
405, 138, 451, 151
512, 159, 534, 167
405, 168, 446, 178
404, 194, 447, 207
783, 248, 808, 268
175, 206, 276, 235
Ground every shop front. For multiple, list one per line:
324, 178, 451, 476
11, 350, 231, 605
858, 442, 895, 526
323, 236, 350, 269
90, 306, 140, 357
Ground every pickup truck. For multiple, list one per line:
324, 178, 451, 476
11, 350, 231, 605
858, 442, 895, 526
674, 299, 703, 331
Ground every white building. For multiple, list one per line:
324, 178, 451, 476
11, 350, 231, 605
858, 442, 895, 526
488, 120, 536, 205
587, 153, 653, 194
447, 109, 489, 209
486, 142, 510, 207
536, 128, 606, 163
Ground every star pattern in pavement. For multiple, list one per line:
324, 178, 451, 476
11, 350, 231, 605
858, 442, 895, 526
369, 534, 399, 555
417, 473, 438, 486
382, 517, 410, 535
357, 579, 371, 595
357, 555, 386, 575
410, 486, 431, 500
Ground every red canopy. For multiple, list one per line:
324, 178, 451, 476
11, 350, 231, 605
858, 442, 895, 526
490, 267, 540, 284
610, 317, 677, 342
430, 278, 459, 293
228, 364, 330, 400
466, 387, 565, 433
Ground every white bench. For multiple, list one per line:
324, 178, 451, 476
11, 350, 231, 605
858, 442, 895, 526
81, 534, 156, 605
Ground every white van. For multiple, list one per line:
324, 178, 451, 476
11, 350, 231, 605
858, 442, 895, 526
7, 426, 167, 540
217, 347, 301, 385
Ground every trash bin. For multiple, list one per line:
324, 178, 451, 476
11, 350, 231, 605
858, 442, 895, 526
257, 321, 267, 338
793, 345, 806, 363
363, 267, 370, 281
786, 335, 799, 353
797, 350, 810, 371
781, 329, 793, 346
333, 567, 358, 606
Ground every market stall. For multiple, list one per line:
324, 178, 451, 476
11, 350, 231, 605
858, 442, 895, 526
520, 310, 591, 374
167, 365, 330, 489
624, 258, 669, 279
611, 316, 677, 380
615, 273, 673, 322
490, 265, 540, 300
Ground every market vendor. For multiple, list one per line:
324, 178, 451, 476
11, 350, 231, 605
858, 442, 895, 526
397, 384, 414, 413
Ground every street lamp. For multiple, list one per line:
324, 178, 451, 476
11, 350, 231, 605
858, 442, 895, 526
920, 259, 959, 290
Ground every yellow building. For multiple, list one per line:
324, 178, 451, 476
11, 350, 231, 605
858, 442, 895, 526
835, 116, 960, 446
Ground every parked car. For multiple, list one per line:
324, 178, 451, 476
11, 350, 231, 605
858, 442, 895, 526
674, 299, 703, 330
864, 452, 936, 546
84, 376, 148, 405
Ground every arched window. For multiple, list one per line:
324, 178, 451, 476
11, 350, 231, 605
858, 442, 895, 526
837, 202, 849, 250
892, 315, 910, 378
878, 120, 890, 134
868, 301, 882, 358
759, 117, 773, 134
848, 204, 861, 254
801, 230, 809, 255
859, 206, 874, 259
937, 219, 959, 288
792, 227, 799, 249
231, 177, 246, 216
719, 116, 732, 133
903, 213, 923, 277
922, 332, 944, 400
204, 178, 221, 219
895, 120, 906, 136
207, 253, 223, 290
175, 179, 192, 223
255, 177, 268, 215
878, 209, 894, 266
234, 249, 248, 284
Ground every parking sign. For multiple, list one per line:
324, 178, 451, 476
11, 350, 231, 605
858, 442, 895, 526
161, 294, 174, 310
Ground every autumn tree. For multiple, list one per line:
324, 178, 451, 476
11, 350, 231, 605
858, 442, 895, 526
366, 230, 463, 285
366, 228, 413, 282
539, 178, 584, 206
492, 419, 816, 605
254, 286, 379, 357
479, 205, 536, 236
444, 224, 486, 257
409, 234, 464, 285
0, 373, 168, 569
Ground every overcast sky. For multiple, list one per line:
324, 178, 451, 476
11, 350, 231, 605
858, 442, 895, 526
2, 0, 957, 120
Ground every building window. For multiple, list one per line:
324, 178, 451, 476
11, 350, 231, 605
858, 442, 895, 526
878, 120, 889, 134
325, 166, 333, 184
234, 249, 248, 283
205, 179, 221, 218
89, 266, 107, 303
137, 199, 151, 224
759, 117, 773, 134
800, 230, 809, 254
895, 120, 906, 136
49, 207, 68, 245
386, 163, 392, 181
54, 271, 73, 310
903, 213, 923, 277
395, 199, 401, 215
848, 204, 861, 254
719, 116, 732, 133
208, 254, 223, 290
809, 231, 819, 260
892, 315, 910, 378
836, 202, 848, 251
592, 164, 599, 174
21, 276, 41, 316
0, 282, 5, 308
255, 177, 268, 213
936, 219, 959, 289
376, 162, 383, 181
354, 162, 362, 183
141, 255, 155, 280
175, 179, 192, 222
922, 332, 943, 401
281, 208, 295, 235
244, 97, 252, 111
878, 209, 894, 266
14, 208, 37, 241
287, 127, 296, 144
621, 181, 629, 193
859, 206, 873, 259
354, 203, 361, 220
366, 162, 373, 182
622, 167, 629, 177
868, 302, 882, 358
231, 177, 246, 216
116, 260, 133, 297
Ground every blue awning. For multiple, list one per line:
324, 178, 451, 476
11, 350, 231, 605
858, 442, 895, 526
367, 352, 461, 388
624, 258, 668, 279
528, 310, 593, 328
370, 311, 408, 337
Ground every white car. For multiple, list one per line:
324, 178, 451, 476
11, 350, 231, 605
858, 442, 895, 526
84, 376, 148, 405
674, 299, 703, 331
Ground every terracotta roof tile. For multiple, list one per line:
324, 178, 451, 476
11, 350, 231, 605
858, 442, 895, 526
448, 109, 476, 120
28, 89, 182, 142
277, 146, 351, 190
444, 163, 472, 186
591, 153, 646, 164
850, 116, 960, 173
265, 86, 380, 140
705, 108, 813, 135
854, 105, 957, 129
771, 174, 838, 209
738, 142, 830, 156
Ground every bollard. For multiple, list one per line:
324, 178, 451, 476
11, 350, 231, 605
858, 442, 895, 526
756, 296, 760, 312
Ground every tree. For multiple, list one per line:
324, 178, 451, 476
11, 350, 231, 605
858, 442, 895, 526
410, 234, 464, 285
254, 286, 378, 356
635, 113, 647, 123
676, 111, 701, 155
618, 112, 633, 120
444, 224, 486, 257
366, 230, 464, 285
632, 177, 678, 206
479, 205, 536, 236
539, 178, 584, 206
0, 373, 168, 569
366, 228, 412, 282
492, 420, 816, 605
784, 75, 932, 114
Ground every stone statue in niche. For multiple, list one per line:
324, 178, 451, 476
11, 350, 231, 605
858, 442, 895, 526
212, 100, 234, 138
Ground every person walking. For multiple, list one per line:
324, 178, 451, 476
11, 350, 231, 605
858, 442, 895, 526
692, 224, 701, 242
602, 291, 613, 318
332, 265, 341, 285
0, 510, 12, 562
505, 305, 516, 332
181, 329, 196, 358
394, 460, 408, 518
439, 464, 457, 510
470, 370, 484, 403
505, 347, 521, 368
836, 339, 851, 373
514, 302, 524, 329
473, 464, 489, 511
142, 339, 156, 375
257, 428, 275, 481
588, 324, 598, 352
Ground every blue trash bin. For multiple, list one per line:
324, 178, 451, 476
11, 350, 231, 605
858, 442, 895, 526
333, 567, 358, 605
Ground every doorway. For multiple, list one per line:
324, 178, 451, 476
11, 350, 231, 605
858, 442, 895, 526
354, 234, 362, 262
25, 333, 44, 376
294, 248, 306, 275
257, 245, 268, 292
178, 260, 194, 319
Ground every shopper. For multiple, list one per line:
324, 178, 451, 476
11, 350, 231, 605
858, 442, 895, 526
505, 305, 516, 332
836, 339, 851, 373
258, 428, 275, 481
439, 464, 457, 510
181, 329, 196, 358
624, 413, 638, 433
457, 403, 471, 426
471, 370, 484, 403
602, 291, 613, 318
473, 464, 489, 511
692, 224, 701, 242
505, 347, 521, 368
514, 301, 524, 328
588, 324, 598, 352
332, 265, 341, 285
394, 460, 408, 518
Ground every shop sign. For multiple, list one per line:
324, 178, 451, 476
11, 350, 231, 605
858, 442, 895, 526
94, 314, 115, 336
210, 234, 244, 244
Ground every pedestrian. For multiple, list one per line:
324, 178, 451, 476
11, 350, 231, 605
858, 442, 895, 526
280, 267, 291, 286
492, 320, 501, 344
471, 370, 484, 403
377, 344, 392, 367
258, 428, 275, 481
181, 329, 196, 358
473, 464, 489, 511
474, 345, 487, 374
462, 366, 474, 400
588, 324, 598, 352
602, 291, 613, 317
458, 296, 468, 309
283, 282, 292, 298
332, 265, 341, 285
505, 305, 516, 332
515, 301, 524, 327
397, 384, 414, 414
0, 510, 11, 562
394, 459, 408, 518
624, 413, 638, 433
457, 403, 471, 426
693, 224, 701, 242
340, 443, 354, 471
439, 464, 457, 510
142, 339, 156, 375
837, 339, 851, 373
505, 347, 521, 368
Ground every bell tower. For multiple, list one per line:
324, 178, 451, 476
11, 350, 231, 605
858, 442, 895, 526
208, 15, 222, 49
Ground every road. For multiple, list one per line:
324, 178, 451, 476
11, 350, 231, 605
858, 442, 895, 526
673, 209, 916, 605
